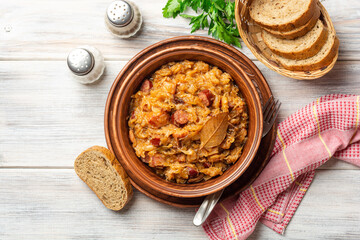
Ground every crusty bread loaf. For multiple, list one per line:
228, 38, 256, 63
262, 20, 328, 60
249, 0, 317, 31
74, 146, 133, 211
274, 31, 339, 71
263, 6, 321, 40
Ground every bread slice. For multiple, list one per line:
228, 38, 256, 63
249, 0, 317, 31
274, 31, 339, 71
74, 146, 133, 211
262, 20, 328, 60
263, 6, 321, 40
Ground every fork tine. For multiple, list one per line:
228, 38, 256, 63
267, 102, 281, 127
262, 98, 281, 138
265, 99, 280, 122
263, 100, 275, 122
263, 98, 274, 120
262, 96, 273, 112
263, 101, 275, 121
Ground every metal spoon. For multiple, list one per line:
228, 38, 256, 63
193, 189, 224, 226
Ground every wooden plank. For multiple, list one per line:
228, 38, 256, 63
0, 0, 359, 61
254, 60, 360, 120
250, 169, 360, 239
0, 61, 115, 167
0, 1, 359, 239
0, 169, 359, 239
1, 61, 359, 168
0, 169, 206, 240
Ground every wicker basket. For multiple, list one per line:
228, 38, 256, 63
235, 0, 338, 80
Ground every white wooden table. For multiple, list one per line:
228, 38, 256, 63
1, 0, 360, 239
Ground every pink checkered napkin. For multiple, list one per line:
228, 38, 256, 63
203, 94, 360, 240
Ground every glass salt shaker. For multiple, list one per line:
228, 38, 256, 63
105, 0, 142, 38
67, 46, 105, 84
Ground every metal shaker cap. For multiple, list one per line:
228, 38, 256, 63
67, 48, 95, 76
106, 0, 134, 27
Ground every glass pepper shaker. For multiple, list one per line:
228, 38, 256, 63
105, 0, 142, 38
67, 46, 105, 84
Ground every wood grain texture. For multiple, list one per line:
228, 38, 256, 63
1, 0, 360, 239
0, 169, 359, 240
0, 0, 359, 61
249, 169, 360, 239
1, 61, 359, 169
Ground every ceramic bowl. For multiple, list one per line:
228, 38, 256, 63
105, 36, 263, 198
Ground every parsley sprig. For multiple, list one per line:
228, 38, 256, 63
162, 0, 241, 48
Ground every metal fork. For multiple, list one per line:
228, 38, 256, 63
193, 96, 281, 226
262, 96, 281, 138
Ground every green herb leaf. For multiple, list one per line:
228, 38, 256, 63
225, 1, 235, 22
213, 0, 226, 11
189, 13, 203, 33
162, 0, 182, 18
180, 14, 195, 19
201, 0, 212, 12
189, 0, 201, 11
162, 0, 241, 47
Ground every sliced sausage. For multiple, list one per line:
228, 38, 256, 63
149, 111, 169, 128
140, 80, 153, 94
150, 138, 161, 146
198, 89, 215, 107
171, 110, 189, 126
149, 154, 165, 168
187, 167, 199, 178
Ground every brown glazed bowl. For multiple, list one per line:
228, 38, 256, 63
105, 36, 263, 198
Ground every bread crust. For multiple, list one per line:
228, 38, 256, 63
262, 21, 328, 60
263, 6, 321, 40
74, 146, 133, 211
277, 36, 339, 71
250, 0, 317, 32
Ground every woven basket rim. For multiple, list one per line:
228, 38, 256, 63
235, 0, 338, 80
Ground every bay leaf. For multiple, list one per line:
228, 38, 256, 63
200, 112, 229, 150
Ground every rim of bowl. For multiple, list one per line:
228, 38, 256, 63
105, 36, 263, 198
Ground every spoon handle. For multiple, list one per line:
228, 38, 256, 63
193, 189, 224, 226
